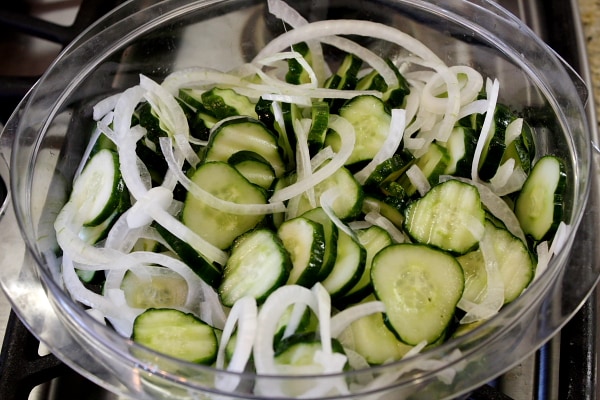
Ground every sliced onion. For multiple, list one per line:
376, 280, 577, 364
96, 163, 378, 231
330, 300, 386, 337
405, 164, 431, 196
320, 189, 357, 240
254, 285, 319, 375
458, 99, 489, 120
140, 74, 200, 167
144, 200, 228, 265
364, 211, 405, 243
269, 115, 355, 202
459, 229, 505, 323
254, 20, 443, 74
471, 78, 500, 181
159, 137, 286, 215
215, 297, 257, 391
54, 202, 122, 265
93, 93, 121, 121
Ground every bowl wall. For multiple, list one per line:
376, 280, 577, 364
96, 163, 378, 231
0, 0, 594, 399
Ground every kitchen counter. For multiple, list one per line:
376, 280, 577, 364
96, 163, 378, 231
578, 0, 600, 129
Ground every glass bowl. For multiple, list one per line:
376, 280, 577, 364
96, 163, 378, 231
0, 0, 597, 399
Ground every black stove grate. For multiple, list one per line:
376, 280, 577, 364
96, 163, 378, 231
0, 0, 125, 124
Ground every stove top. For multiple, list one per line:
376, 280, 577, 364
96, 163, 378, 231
0, 1, 598, 399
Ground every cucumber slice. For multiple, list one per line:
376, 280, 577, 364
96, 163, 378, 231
286, 42, 313, 85
371, 243, 464, 345
154, 222, 222, 289
456, 249, 487, 304
295, 164, 364, 220
337, 296, 413, 365
274, 332, 346, 367
404, 179, 485, 254
335, 95, 391, 166
228, 151, 276, 190
70, 149, 125, 227
324, 53, 362, 112
307, 101, 330, 155
182, 161, 267, 250
320, 230, 366, 299
442, 126, 477, 177
482, 220, 535, 303
515, 155, 566, 241
204, 117, 286, 177
300, 207, 339, 281
219, 229, 291, 307
201, 87, 258, 119
277, 217, 325, 288
399, 143, 450, 197
132, 308, 218, 365
121, 266, 188, 309
337, 225, 392, 305
364, 151, 414, 189
362, 196, 405, 228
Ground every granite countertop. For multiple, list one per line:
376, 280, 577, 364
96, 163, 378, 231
578, 0, 600, 129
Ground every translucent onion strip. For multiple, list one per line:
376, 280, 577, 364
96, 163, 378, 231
215, 297, 258, 391
330, 300, 386, 337
471, 78, 500, 181
159, 137, 286, 215
270, 115, 356, 202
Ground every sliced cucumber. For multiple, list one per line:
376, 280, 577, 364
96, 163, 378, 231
182, 161, 267, 250
154, 222, 222, 289
295, 163, 364, 220
337, 296, 413, 365
277, 217, 325, 288
201, 87, 258, 119
456, 249, 487, 304
320, 230, 366, 299
324, 53, 362, 112
70, 149, 125, 227
132, 308, 218, 365
121, 266, 188, 309
482, 220, 534, 303
286, 42, 313, 85
403, 179, 485, 254
338, 225, 392, 305
274, 332, 346, 367
399, 142, 450, 197
219, 229, 291, 307
364, 151, 414, 189
362, 195, 405, 229
228, 150, 276, 190
371, 243, 464, 345
335, 95, 391, 166
204, 117, 286, 177
307, 101, 330, 155
442, 126, 477, 177
300, 207, 339, 281
515, 155, 566, 241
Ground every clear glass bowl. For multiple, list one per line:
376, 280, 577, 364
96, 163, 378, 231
0, 0, 597, 399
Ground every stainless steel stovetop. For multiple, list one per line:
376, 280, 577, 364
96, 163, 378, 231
0, 0, 599, 399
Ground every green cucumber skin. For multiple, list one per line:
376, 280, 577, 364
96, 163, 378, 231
132, 308, 218, 365
154, 222, 222, 289
515, 155, 567, 242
